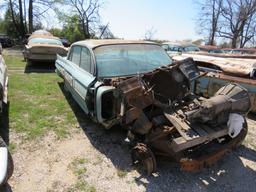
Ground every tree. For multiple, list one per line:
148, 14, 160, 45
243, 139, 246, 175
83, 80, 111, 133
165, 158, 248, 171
196, 0, 256, 48
28, 0, 33, 33
98, 23, 114, 39
239, 10, 256, 47
18, 0, 26, 36
0, 0, 61, 37
218, 0, 256, 48
28, 0, 62, 33
2, 7, 20, 38
195, 0, 223, 45
144, 27, 157, 40
63, 0, 103, 39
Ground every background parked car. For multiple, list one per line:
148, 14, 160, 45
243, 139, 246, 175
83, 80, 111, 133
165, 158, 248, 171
162, 42, 200, 57
0, 34, 14, 48
23, 30, 68, 65
60, 37, 70, 47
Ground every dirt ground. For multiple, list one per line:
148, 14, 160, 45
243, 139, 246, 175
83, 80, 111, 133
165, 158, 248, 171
1, 48, 256, 192
4, 117, 256, 192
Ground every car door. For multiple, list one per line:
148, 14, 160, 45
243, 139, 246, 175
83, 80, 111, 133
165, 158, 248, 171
71, 46, 96, 114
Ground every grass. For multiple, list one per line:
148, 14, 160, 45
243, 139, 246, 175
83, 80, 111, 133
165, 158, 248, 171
3, 53, 26, 68
117, 168, 128, 178
69, 158, 89, 178
8, 142, 16, 153
5, 54, 79, 140
66, 180, 96, 192
67, 158, 96, 192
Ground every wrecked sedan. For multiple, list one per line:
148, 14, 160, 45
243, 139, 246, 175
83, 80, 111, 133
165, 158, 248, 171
56, 40, 250, 174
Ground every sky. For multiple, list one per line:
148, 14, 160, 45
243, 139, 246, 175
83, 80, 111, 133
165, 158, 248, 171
100, 0, 201, 41
0, 0, 202, 41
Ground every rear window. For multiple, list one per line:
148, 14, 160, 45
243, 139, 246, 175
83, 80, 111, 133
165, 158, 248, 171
28, 38, 63, 46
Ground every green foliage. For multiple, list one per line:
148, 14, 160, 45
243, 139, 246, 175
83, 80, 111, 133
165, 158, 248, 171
61, 15, 85, 43
117, 169, 128, 178
2, 7, 20, 38
0, 18, 6, 34
54, 9, 85, 43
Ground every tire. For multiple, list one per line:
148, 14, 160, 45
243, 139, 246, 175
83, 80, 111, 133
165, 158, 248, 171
27, 59, 33, 67
1, 152, 14, 185
0, 139, 14, 185
234, 119, 248, 148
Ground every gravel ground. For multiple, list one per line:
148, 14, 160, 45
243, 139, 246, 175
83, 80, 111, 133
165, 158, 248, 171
2, 115, 255, 192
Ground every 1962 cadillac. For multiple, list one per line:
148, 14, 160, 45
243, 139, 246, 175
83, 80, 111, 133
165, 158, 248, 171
56, 40, 250, 174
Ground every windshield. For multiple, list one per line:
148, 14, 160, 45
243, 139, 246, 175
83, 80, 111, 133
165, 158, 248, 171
29, 38, 63, 46
94, 44, 172, 77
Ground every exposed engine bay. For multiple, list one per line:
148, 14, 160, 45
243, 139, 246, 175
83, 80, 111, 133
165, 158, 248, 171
100, 58, 251, 174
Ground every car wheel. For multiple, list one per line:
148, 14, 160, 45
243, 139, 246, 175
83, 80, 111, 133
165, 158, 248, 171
131, 143, 157, 175
0, 140, 14, 186
234, 119, 248, 148
27, 60, 33, 67
64, 80, 70, 93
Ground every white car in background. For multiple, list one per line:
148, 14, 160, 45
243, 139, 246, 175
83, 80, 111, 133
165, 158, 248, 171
162, 42, 200, 57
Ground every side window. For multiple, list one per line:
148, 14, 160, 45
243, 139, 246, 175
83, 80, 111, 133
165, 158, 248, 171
80, 47, 91, 73
173, 47, 179, 51
161, 45, 168, 51
70, 46, 81, 65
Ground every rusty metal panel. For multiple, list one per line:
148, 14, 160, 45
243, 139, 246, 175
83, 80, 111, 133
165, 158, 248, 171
132, 113, 153, 135
125, 108, 142, 124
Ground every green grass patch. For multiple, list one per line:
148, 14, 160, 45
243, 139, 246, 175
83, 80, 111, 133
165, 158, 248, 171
3, 54, 26, 68
6, 55, 79, 140
117, 168, 128, 178
8, 142, 16, 153
66, 180, 96, 192
67, 157, 95, 192
69, 157, 89, 178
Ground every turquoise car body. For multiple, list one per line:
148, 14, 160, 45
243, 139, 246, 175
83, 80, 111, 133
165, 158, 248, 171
55, 40, 172, 128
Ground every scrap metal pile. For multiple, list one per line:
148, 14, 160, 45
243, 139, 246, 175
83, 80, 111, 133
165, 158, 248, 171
174, 54, 256, 78
111, 58, 250, 174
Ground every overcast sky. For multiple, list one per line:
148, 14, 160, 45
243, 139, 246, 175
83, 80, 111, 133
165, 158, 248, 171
100, 0, 201, 41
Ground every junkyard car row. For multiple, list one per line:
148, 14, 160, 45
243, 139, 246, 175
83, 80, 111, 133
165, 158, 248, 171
0, 29, 255, 187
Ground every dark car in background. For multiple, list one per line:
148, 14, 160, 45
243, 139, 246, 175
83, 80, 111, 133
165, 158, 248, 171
60, 37, 70, 47
0, 34, 13, 48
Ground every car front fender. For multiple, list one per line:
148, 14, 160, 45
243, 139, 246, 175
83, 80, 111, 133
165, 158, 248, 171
0, 147, 8, 185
